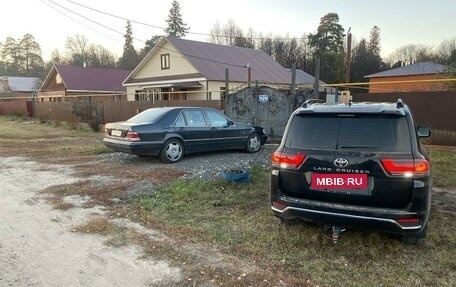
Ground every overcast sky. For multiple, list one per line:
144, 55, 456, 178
2, 0, 455, 61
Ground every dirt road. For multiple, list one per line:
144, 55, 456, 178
0, 157, 181, 287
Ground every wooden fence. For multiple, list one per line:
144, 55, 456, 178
1, 92, 455, 146
353, 91, 456, 146
0, 99, 223, 124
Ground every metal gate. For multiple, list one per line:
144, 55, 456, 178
225, 86, 311, 139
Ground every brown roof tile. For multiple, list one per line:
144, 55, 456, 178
54, 65, 131, 92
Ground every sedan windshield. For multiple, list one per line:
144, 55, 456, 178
127, 108, 170, 124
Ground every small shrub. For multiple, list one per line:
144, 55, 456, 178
88, 117, 102, 132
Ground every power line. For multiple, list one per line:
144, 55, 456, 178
41, 0, 274, 68
48, 0, 145, 43
64, 0, 165, 30
63, 0, 307, 41
40, 0, 122, 43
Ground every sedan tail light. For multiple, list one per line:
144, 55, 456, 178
380, 159, 429, 177
272, 151, 306, 169
125, 131, 140, 141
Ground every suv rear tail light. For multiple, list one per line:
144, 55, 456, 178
125, 131, 140, 141
380, 159, 429, 177
272, 151, 306, 169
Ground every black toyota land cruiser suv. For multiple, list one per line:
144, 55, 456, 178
270, 99, 432, 244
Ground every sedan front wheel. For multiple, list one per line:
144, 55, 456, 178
160, 139, 184, 163
245, 133, 261, 153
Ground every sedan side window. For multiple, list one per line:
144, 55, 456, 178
183, 110, 206, 127
205, 110, 229, 127
174, 113, 186, 127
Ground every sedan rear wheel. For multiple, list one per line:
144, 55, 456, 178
160, 139, 183, 163
245, 133, 261, 153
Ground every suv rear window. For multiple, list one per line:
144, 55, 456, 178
285, 114, 411, 152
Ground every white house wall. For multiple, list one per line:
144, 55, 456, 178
126, 40, 267, 102
135, 41, 199, 79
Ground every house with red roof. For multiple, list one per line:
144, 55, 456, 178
38, 65, 131, 102
365, 62, 449, 93
123, 37, 319, 102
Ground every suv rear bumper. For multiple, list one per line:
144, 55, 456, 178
271, 195, 428, 235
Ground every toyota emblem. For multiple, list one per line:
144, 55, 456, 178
334, 158, 349, 167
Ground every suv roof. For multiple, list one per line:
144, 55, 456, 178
297, 100, 407, 116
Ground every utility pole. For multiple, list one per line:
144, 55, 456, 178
290, 63, 296, 98
345, 28, 352, 91
245, 63, 251, 88
313, 57, 320, 99
225, 68, 229, 109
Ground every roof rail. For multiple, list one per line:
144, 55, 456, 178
301, 99, 324, 108
396, 98, 404, 108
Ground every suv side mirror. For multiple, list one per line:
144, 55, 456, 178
417, 126, 431, 138
227, 120, 234, 126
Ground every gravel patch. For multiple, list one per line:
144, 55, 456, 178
99, 144, 278, 180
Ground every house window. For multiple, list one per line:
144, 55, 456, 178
56, 74, 62, 84
161, 53, 170, 70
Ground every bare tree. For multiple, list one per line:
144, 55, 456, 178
63, 34, 117, 68
386, 44, 435, 66
65, 34, 88, 57
208, 21, 224, 45
437, 38, 456, 64
208, 19, 244, 46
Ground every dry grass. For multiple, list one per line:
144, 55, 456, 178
2, 116, 455, 287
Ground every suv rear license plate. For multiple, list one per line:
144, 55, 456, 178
311, 174, 368, 190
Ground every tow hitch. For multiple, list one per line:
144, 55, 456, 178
325, 225, 346, 244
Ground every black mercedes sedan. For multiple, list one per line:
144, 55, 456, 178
103, 107, 268, 163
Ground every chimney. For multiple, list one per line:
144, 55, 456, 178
2, 77, 9, 91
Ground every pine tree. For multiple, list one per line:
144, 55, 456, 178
308, 13, 345, 55
308, 13, 346, 83
117, 21, 139, 69
1, 34, 44, 77
164, 0, 189, 38
139, 35, 161, 60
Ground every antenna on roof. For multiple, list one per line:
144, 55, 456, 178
396, 98, 404, 108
